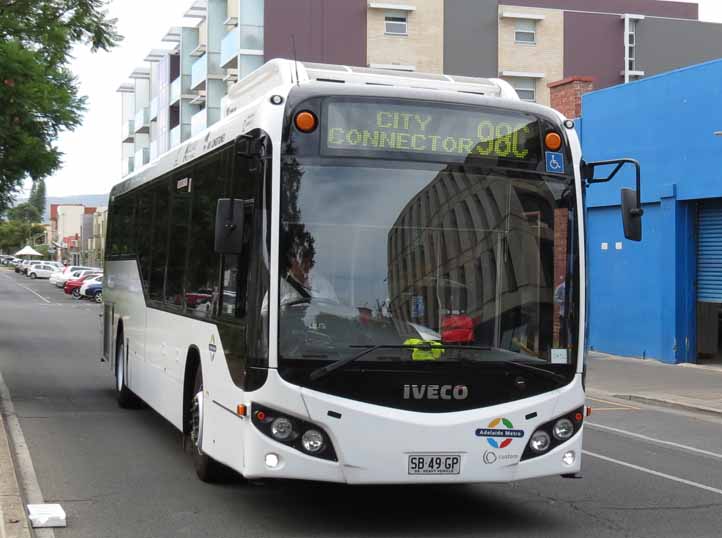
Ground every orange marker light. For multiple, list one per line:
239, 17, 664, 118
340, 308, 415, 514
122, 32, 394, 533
545, 132, 563, 151
237, 404, 247, 417
295, 111, 317, 133
586, 406, 592, 417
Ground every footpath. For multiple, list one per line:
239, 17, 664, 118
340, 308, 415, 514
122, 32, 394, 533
587, 351, 722, 417
0, 408, 32, 537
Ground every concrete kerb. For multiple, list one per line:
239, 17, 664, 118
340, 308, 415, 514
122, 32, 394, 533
0, 369, 55, 538
0, 407, 32, 538
586, 389, 722, 419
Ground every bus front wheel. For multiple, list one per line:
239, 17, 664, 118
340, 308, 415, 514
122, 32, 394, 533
188, 367, 235, 483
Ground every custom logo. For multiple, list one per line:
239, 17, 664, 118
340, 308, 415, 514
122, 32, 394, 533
402, 384, 469, 400
483, 451, 497, 464
475, 418, 525, 448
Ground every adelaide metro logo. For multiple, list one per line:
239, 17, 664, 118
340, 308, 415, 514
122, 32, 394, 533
475, 418, 525, 449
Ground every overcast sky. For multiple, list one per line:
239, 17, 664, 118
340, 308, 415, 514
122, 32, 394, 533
42, 0, 722, 198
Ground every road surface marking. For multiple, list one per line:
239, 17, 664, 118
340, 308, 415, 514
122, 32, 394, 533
586, 422, 722, 460
589, 407, 634, 411
0, 371, 55, 538
584, 450, 722, 496
587, 396, 639, 410
2, 275, 53, 304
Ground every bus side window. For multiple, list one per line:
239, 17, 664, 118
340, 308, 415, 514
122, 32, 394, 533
165, 174, 193, 311
148, 180, 170, 303
108, 194, 136, 258
135, 191, 154, 293
220, 153, 256, 319
185, 153, 226, 318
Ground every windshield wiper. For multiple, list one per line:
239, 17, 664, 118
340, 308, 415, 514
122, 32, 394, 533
453, 355, 568, 383
309, 343, 454, 381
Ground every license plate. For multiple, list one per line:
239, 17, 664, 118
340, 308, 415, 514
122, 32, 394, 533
408, 454, 461, 475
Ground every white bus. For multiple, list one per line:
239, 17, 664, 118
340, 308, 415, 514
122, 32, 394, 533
102, 60, 643, 484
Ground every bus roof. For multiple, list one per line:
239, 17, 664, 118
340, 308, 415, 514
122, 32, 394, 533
112, 61, 545, 200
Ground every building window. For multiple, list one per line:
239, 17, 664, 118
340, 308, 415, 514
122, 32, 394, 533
510, 77, 536, 102
627, 20, 637, 71
385, 13, 408, 35
515, 19, 536, 44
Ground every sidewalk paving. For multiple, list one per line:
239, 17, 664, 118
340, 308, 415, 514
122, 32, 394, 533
587, 351, 722, 417
0, 414, 32, 538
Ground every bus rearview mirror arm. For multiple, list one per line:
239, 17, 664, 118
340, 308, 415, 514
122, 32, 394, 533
581, 158, 643, 242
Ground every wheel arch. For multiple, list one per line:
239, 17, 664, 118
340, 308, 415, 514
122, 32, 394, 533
183, 346, 202, 435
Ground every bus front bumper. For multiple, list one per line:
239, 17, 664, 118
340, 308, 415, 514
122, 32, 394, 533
239, 373, 585, 484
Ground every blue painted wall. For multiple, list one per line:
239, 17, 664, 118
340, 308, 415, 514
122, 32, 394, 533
581, 58, 722, 363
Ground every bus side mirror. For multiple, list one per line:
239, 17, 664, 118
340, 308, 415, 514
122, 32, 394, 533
621, 188, 642, 242
215, 199, 246, 254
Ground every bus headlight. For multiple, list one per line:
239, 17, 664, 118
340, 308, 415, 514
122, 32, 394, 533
301, 430, 325, 453
521, 407, 584, 461
271, 417, 294, 441
529, 431, 551, 453
553, 418, 575, 441
251, 404, 337, 461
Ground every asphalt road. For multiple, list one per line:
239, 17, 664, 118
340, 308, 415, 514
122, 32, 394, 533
1, 268, 721, 538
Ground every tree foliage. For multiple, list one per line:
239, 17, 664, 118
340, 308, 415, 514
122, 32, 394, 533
6, 202, 41, 224
29, 178, 47, 217
0, 1, 121, 213
0, 220, 45, 254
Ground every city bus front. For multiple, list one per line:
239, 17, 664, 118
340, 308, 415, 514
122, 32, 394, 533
246, 87, 584, 483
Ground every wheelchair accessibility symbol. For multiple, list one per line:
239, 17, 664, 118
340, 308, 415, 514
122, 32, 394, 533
545, 152, 565, 174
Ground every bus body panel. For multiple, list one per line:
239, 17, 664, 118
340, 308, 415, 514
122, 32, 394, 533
239, 371, 583, 483
106, 259, 147, 393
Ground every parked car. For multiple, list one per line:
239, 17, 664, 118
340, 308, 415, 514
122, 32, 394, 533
27, 264, 59, 279
80, 277, 103, 303
65, 273, 102, 298
25, 261, 61, 277
51, 266, 98, 288
15, 260, 29, 273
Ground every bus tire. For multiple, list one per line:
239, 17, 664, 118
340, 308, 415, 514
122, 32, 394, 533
115, 331, 142, 409
188, 367, 234, 483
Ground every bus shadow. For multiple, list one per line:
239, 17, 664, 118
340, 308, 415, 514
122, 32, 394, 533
232, 480, 564, 536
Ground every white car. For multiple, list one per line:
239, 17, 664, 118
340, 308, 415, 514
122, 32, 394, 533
51, 266, 98, 288
27, 264, 59, 279
26, 261, 62, 277
80, 276, 103, 301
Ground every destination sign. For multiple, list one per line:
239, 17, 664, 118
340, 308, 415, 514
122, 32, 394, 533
323, 101, 541, 163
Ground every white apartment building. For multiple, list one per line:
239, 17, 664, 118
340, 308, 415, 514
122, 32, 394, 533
118, 0, 264, 178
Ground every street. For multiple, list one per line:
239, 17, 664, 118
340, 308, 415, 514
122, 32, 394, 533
1, 269, 721, 538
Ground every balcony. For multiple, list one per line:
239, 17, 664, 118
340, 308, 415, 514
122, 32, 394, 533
134, 107, 150, 133
191, 109, 207, 137
149, 97, 159, 121
170, 124, 191, 148
134, 146, 150, 170
170, 125, 181, 148
122, 157, 134, 177
221, 26, 240, 69
170, 77, 181, 105
191, 53, 207, 90
121, 119, 135, 142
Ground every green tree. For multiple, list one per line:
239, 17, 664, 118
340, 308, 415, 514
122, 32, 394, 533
28, 178, 47, 218
0, 1, 121, 214
0, 220, 45, 254
6, 202, 41, 223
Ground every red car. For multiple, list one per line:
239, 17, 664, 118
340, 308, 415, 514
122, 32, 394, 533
64, 273, 101, 299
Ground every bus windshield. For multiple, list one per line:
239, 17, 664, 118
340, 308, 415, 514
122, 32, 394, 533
277, 156, 579, 374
